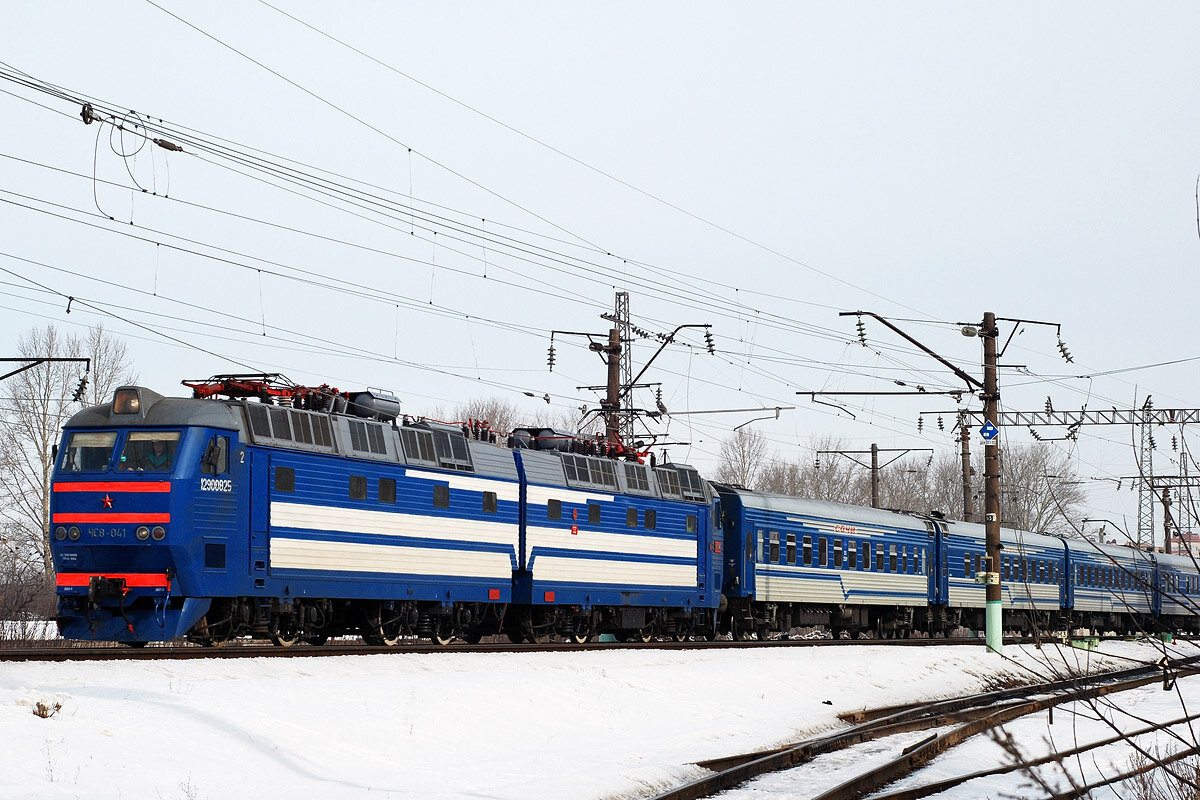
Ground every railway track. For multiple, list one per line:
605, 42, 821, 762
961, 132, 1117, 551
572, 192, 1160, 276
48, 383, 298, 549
649, 656, 1200, 800
0, 633, 1132, 662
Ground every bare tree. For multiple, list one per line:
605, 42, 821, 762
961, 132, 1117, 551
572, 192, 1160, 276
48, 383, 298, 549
755, 436, 869, 504
715, 427, 769, 488
0, 324, 136, 575
994, 443, 1087, 535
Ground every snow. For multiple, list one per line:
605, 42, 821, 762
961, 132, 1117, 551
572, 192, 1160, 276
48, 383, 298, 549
1, 639, 1197, 800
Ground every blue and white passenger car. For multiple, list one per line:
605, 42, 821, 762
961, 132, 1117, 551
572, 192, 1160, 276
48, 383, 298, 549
938, 519, 1068, 633
714, 486, 935, 638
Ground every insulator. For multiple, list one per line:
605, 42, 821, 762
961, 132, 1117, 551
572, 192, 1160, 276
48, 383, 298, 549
547, 344, 556, 371
704, 329, 715, 355
1172, 436, 1178, 451
1045, 397, 1053, 414
71, 374, 89, 403
1057, 338, 1074, 364
917, 416, 924, 433
1149, 434, 1157, 450
1029, 426, 1041, 441
937, 415, 944, 431
856, 317, 867, 346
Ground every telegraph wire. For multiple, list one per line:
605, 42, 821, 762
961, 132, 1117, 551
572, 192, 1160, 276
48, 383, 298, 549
0, 61, 1161, 462
0, 177, 962, 410
0, 62, 906, 350
0, 60, 924, 351
249, 0, 935, 320
142, 0, 606, 256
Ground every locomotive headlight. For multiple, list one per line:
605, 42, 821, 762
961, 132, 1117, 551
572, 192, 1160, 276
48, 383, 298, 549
150, 526, 166, 542
135, 526, 150, 541
68, 526, 81, 541
54, 526, 68, 541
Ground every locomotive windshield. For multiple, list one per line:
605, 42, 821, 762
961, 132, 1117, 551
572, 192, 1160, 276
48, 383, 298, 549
59, 431, 118, 472
117, 431, 181, 472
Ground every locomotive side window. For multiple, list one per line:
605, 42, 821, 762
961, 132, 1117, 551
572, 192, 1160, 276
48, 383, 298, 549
312, 416, 333, 448
848, 540, 857, 569
623, 463, 650, 493
118, 431, 180, 472
547, 499, 561, 520
626, 508, 638, 528
268, 406, 292, 441
889, 545, 898, 573
902, 546, 908, 574
802, 535, 812, 566
786, 533, 796, 564
247, 404, 271, 438
833, 540, 842, 568
349, 475, 367, 500
876, 543, 884, 572
60, 430, 118, 472
275, 466, 295, 493
401, 428, 437, 465
379, 478, 396, 504
769, 531, 779, 563
645, 509, 656, 530
964, 554, 971, 578
587, 503, 601, 524
863, 540, 871, 570
686, 514, 697, 534
201, 436, 229, 475
818, 537, 828, 567
656, 468, 683, 499
483, 491, 497, 513
433, 484, 450, 509
294, 413, 314, 445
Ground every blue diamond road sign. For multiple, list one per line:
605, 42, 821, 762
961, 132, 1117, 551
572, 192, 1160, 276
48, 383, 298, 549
980, 421, 999, 441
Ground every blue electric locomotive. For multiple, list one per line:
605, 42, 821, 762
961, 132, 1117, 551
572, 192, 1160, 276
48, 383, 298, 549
50, 377, 721, 645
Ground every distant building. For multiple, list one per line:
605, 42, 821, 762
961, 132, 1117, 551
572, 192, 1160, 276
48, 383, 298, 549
1172, 531, 1200, 558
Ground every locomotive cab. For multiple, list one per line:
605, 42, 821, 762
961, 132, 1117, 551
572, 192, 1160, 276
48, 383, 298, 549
51, 386, 244, 644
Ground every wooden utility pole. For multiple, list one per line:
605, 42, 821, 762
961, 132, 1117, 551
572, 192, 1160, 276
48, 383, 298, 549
959, 413, 974, 523
816, 444, 933, 508
981, 312, 1002, 655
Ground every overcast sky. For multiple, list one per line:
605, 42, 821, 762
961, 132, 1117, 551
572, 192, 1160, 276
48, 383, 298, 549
2, 3, 1198, 537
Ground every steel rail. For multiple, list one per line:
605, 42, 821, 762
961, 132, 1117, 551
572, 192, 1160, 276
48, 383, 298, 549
0, 634, 1060, 662
650, 658, 1200, 800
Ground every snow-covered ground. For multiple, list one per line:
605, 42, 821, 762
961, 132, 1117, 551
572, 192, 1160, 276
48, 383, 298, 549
1, 639, 1196, 800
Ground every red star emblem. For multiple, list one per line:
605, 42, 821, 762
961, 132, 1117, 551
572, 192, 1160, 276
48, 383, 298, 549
101, 494, 114, 509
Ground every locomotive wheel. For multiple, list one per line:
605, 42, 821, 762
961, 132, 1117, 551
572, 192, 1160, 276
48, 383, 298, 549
430, 620, 454, 646
566, 631, 591, 644
269, 616, 301, 647
121, 641, 148, 648
304, 633, 330, 646
505, 630, 526, 644
362, 603, 403, 646
636, 628, 653, 643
